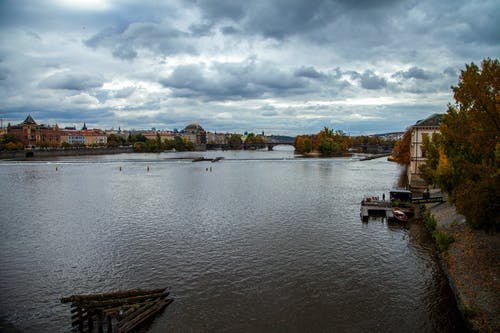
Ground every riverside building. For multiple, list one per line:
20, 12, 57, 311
408, 113, 443, 189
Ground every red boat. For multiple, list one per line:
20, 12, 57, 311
392, 209, 408, 222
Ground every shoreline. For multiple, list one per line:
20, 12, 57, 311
425, 197, 499, 332
0, 146, 134, 160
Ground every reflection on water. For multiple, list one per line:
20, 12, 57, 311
0, 151, 465, 332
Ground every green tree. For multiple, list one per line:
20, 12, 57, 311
419, 133, 441, 184
133, 142, 146, 152
145, 139, 160, 152
164, 138, 176, 150
107, 134, 125, 147
294, 136, 313, 153
294, 128, 350, 155
134, 133, 147, 143
244, 132, 266, 148
171, 136, 194, 151
428, 59, 499, 229
155, 133, 162, 151
228, 134, 242, 149
3, 141, 23, 150
1, 134, 23, 150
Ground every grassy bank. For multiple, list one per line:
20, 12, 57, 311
422, 200, 499, 332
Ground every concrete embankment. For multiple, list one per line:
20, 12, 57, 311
425, 198, 499, 332
0, 146, 133, 160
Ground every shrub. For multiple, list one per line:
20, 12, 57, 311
423, 209, 437, 231
433, 229, 455, 253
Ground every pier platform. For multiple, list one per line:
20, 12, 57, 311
360, 199, 393, 220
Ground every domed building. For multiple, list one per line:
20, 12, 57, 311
182, 123, 207, 150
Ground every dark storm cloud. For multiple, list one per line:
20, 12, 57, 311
261, 106, 279, 117
191, 0, 247, 21
189, 21, 215, 37
393, 67, 433, 80
160, 59, 310, 100
85, 22, 196, 60
220, 26, 239, 35
193, 0, 408, 42
349, 70, 387, 90
39, 72, 103, 91
443, 67, 457, 77
294, 66, 328, 80
453, 1, 500, 45
361, 71, 387, 90
0, 67, 10, 80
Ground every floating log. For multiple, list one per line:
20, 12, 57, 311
74, 291, 168, 308
61, 287, 172, 333
118, 299, 173, 333
61, 288, 167, 303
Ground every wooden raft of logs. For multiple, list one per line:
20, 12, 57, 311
60, 287, 173, 333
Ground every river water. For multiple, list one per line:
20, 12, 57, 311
0, 148, 465, 332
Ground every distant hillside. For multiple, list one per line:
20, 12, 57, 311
372, 132, 404, 139
266, 135, 295, 142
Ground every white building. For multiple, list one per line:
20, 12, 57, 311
408, 113, 443, 188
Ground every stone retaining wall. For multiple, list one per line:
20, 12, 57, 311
0, 147, 133, 159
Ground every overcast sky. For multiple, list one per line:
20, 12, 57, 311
0, 0, 498, 135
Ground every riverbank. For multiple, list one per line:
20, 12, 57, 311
0, 146, 133, 160
426, 197, 499, 332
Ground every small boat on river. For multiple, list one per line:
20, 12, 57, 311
392, 209, 408, 222
360, 189, 414, 220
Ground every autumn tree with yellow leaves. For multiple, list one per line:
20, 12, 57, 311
421, 58, 499, 230
294, 127, 351, 156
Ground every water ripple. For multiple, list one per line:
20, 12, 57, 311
0, 155, 465, 332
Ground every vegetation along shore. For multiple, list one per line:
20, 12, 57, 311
393, 59, 499, 331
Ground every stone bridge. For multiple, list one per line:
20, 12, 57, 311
206, 137, 295, 151
263, 138, 295, 150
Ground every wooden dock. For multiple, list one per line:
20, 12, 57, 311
360, 200, 393, 220
61, 287, 172, 333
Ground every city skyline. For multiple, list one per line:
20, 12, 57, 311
0, 0, 498, 136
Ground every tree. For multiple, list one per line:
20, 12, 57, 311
294, 136, 312, 153
0, 134, 23, 150
172, 136, 194, 151
294, 127, 350, 155
419, 133, 442, 185
228, 134, 242, 149
244, 132, 266, 149
145, 139, 160, 152
3, 141, 23, 150
426, 59, 499, 229
391, 129, 411, 165
107, 134, 125, 147
164, 138, 176, 150
134, 133, 147, 143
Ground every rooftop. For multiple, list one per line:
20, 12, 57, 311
414, 113, 443, 127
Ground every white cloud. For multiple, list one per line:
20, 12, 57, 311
0, 0, 498, 134
66, 93, 100, 106
52, 0, 112, 11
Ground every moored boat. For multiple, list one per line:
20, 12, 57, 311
392, 209, 408, 222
